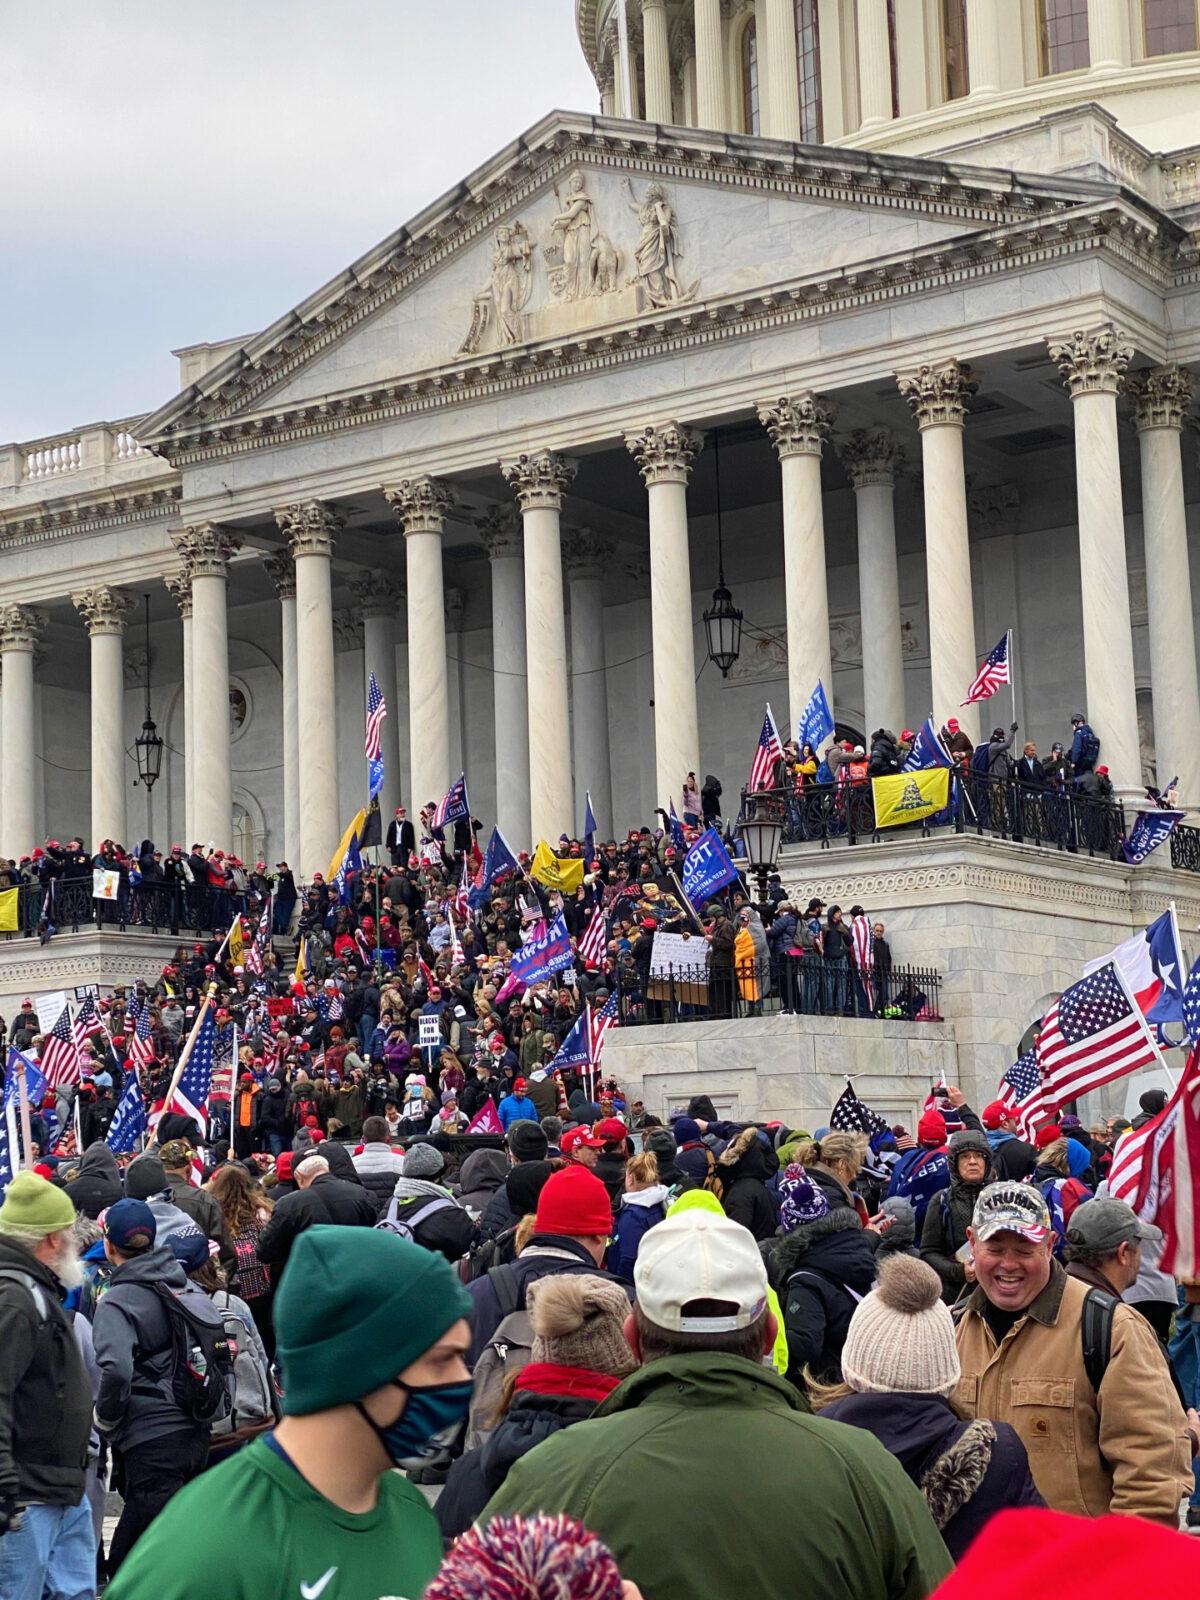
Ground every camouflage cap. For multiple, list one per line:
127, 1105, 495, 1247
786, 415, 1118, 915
158, 1140, 196, 1169
971, 1180, 1051, 1244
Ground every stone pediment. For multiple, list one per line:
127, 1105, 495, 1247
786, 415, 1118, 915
137, 110, 1162, 458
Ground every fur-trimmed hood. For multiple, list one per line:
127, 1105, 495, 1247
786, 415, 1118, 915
718, 1125, 778, 1183
768, 1205, 869, 1289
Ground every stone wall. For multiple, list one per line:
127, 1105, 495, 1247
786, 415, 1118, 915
0, 928, 183, 1019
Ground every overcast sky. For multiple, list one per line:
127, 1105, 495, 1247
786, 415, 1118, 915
1, 1, 596, 440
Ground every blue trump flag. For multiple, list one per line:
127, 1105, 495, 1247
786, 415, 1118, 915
584, 792, 598, 863
4, 1047, 47, 1114
548, 1007, 592, 1073
333, 830, 363, 905
470, 827, 520, 908
106, 1076, 148, 1155
510, 916, 575, 986
797, 679, 835, 754
668, 801, 686, 852
1122, 809, 1184, 867
903, 717, 951, 772
681, 828, 740, 905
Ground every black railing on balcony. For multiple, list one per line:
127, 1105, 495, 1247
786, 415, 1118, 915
751, 774, 1130, 861
0, 878, 266, 941
1171, 824, 1200, 873
614, 955, 942, 1027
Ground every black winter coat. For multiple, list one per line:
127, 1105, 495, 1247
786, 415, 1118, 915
63, 1141, 122, 1218
770, 1207, 877, 1386
821, 1392, 1042, 1560
255, 1174, 377, 1270
718, 1135, 780, 1242
919, 1178, 988, 1301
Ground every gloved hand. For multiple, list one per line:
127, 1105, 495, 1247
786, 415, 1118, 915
0, 1498, 23, 1537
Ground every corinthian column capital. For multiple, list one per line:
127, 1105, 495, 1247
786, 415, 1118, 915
72, 585, 134, 637
757, 394, 835, 459
164, 569, 193, 618
475, 502, 523, 560
562, 528, 616, 580
1126, 364, 1194, 431
501, 451, 577, 513
624, 421, 702, 486
839, 427, 904, 488
274, 501, 343, 560
1047, 325, 1133, 398
384, 476, 455, 536
263, 550, 297, 600
897, 361, 977, 429
172, 522, 242, 577
348, 573, 405, 617
0, 604, 46, 652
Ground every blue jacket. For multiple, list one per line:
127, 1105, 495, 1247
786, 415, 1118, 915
886, 1147, 949, 1231
608, 1187, 669, 1284
1069, 722, 1098, 773
498, 1092, 538, 1130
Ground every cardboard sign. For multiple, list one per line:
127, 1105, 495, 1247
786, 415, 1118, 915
418, 1013, 442, 1050
36, 991, 70, 1035
648, 931, 709, 1006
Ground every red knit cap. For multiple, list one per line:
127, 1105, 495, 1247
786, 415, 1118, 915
929, 1509, 1200, 1599
535, 1165, 613, 1237
1035, 1123, 1064, 1149
275, 1153, 294, 1180
917, 1109, 947, 1146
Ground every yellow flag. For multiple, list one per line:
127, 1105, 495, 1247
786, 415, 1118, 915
872, 768, 951, 830
294, 935, 307, 986
228, 918, 245, 964
530, 840, 584, 893
328, 808, 367, 883
0, 888, 18, 933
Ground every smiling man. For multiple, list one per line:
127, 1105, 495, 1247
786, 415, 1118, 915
106, 1224, 472, 1600
954, 1182, 1190, 1523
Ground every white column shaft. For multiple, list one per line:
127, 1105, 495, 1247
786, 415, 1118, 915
362, 611, 400, 821
189, 572, 233, 849
643, 0, 673, 121
856, 0, 894, 127
781, 451, 833, 733
294, 550, 339, 877
569, 571, 613, 840
920, 424, 979, 743
763, 0, 802, 138
855, 480, 906, 735
523, 505, 573, 841
964, 0, 1002, 94
3, 650, 34, 858
406, 531, 450, 811
694, 0, 727, 129
1073, 390, 1142, 796
1087, 0, 1130, 70
1139, 424, 1200, 802
280, 594, 300, 867
647, 479, 700, 808
490, 554, 531, 850
181, 615, 194, 844
90, 631, 126, 848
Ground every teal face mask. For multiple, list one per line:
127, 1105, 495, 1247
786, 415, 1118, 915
356, 1376, 473, 1467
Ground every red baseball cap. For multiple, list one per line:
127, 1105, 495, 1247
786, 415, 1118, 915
982, 1100, 1011, 1131
593, 1117, 629, 1144
561, 1126, 604, 1157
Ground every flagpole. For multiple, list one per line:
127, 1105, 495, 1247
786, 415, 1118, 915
15, 1057, 35, 1173
160, 986, 217, 1119
1008, 629, 1018, 736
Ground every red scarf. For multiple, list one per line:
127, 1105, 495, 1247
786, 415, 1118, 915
514, 1363, 625, 1404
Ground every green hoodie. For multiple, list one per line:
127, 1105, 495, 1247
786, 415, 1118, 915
483, 1352, 951, 1600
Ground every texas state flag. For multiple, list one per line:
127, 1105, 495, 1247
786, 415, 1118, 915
1083, 908, 1185, 1025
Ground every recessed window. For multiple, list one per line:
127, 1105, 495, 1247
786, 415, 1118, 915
943, 0, 970, 98
1039, 0, 1090, 73
795, 0, 823, 139
742, 19, 760, 134
1144, 0, 1198, 55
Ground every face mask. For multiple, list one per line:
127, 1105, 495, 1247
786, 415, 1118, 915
357, 1376, 473, 1468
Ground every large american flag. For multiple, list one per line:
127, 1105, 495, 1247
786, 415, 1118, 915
76, 994, 106, 1041
748, 704, 784, 793
997, 1048, 1050, 1138
246, 896, 272, 977
163, 1008, 216, 1135
961, 631, 1011, 706
579, 907, 609, 969
1037, 962, 1161, 1109
851, 914, 875, 1012
40, 1004, 84, 1089
1107, 1044, 1200, 1279
365, 672, 387, 798
127, 999, 156, 1066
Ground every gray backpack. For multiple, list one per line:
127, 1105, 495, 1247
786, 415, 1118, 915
375, 1193, 458, 1242
463, 1264, 534, 1451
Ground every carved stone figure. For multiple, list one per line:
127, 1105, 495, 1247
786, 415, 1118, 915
459, 221, 534, 354
546, 171, 597, 300
592, 231, 620, 294
622, 178, 697, 309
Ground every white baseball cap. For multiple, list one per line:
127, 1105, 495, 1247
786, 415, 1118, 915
634, 1210, 768, 1333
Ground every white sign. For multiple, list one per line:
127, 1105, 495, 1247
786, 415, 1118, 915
92, 868, 121, 902
649, 931, 707, 981
73, 985, 100, 1001
418, 1014, 442, 1050
36, 991, 70, 1035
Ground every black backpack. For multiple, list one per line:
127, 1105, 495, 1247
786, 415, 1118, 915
152, 1282, 237, 1424
1081, 1286, 1115, 1393
467, 1224, 520, 1281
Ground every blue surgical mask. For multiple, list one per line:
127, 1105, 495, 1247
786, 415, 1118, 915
356, 1376, 473, 1467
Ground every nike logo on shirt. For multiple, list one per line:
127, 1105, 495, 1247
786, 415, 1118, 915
300, 1570, 337, 1600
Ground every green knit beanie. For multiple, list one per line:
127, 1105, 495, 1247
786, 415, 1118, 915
0, 1171, 76, 1237
275, 1224, 472, 1416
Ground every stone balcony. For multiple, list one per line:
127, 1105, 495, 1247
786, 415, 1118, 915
0, 417, 178, 512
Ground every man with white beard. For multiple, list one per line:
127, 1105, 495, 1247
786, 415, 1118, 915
0, 1171, 95, 1598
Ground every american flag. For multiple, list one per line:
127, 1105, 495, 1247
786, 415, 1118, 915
76, 994, 106, 1040
209, 1023, 237, 1103
40, 1004, 84, 1089
1181, 955, 1200, 1044
246, 896, 272, 977
997, 1048, 1050, 1138
1037, 962, 1162, 1110
434, 773, 470, 831
453, 857, 471, 921
1107, 1044, 1200, 1278
830, 1080, 888, 1137
163, 1008, 216, 1138
588, 993, 619, 1062
960, 631, 1011, 706
850, 914, 875, 1013
579, 907, 609, 969
748, 704, 784, 793
365, 672, 387, 799
127, 1000, 156, 1066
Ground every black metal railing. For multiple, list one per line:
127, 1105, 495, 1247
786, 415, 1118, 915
750, 773, 1129, 861
0, 878, 270, 941
615, 955, 942, 1027
1171, 824, 1200, 873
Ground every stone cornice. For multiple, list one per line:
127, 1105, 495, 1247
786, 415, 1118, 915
0, 485, 181, 551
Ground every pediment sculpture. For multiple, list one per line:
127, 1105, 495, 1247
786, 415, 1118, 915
543, 170, 621, 300
458, 221, 535, 356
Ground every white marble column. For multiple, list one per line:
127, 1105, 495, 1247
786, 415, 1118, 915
1128, 365, 1200, 805
964, 0, 1002, 94
274, 503, 341, 878
758, 395, 835, 739
564, 530, 616, 843
445, 587, 466, 778
625, 422, 702, 812
694, 0, 727, 130
350, 574, 404, 824
898, 362, 979, 744
763, 0, 802, 139
841, 428, 907, 737
264, 552, 300, 868
642, 0, 673, 121
164, 572, 194, 844
0, 606, 43, 860
1087, 0, 1131, 72
478, 504, 531, 850
172, 525, 240, 850
72, 586, 133, 851
501, 451, 576, 844
856, 0, 894, 128
385, 476, 453, 814
1047, 327, 1142, 799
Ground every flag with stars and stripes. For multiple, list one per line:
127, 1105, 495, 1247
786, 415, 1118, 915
162, 1009, 216, 1137
76, 993, 106, 1041
127, 999, 156, 1067
1106, 1044, 1200, 1279
961, 631, 1011, 706
579, 907, 609, 970
748, 704, 784, 793
588, 993, 619, 1063
434, 773, 470, 831
448, 909, 465, 969
1182, 957, 1200, 1045
997, 1048, 1051, 1138
1037, 961, 1163, 1110
106, 1076, 148, 1156
365, 672, 387, 799
830, 1080, 888, 1138
40, 1005, 84, 1089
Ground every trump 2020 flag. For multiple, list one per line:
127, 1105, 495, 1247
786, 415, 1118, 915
434, 773, 470, 831
1121, 809, 1184, 867
510, 916, 574, 986
903, 717, 951, 772
797, 679, 835, 754
470, 827, 520, 908
549, 1009, 592, 1073
106, 1076, 148, 1155
681, 828, 739, 905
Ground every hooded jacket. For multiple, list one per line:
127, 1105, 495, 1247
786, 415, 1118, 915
163, 1170, 236, 1273
481, 1352, 952, 1600
919, 1130, 993, 1301
457, 1147, 509, 1215
716, 1127, 780, 1242
771, 1206, 879, 1385
352, 1141, 405, 1214
984, 1126, 1038, 1181
820, 1391, 1043, 1560
609, 1185, 669, 1283
63, 1141, 122, 1218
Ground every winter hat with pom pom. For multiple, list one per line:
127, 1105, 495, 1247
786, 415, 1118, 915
840, 1253, 961, 1398
525, 1272, 637, 1379
424, 1513, 625, 1600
